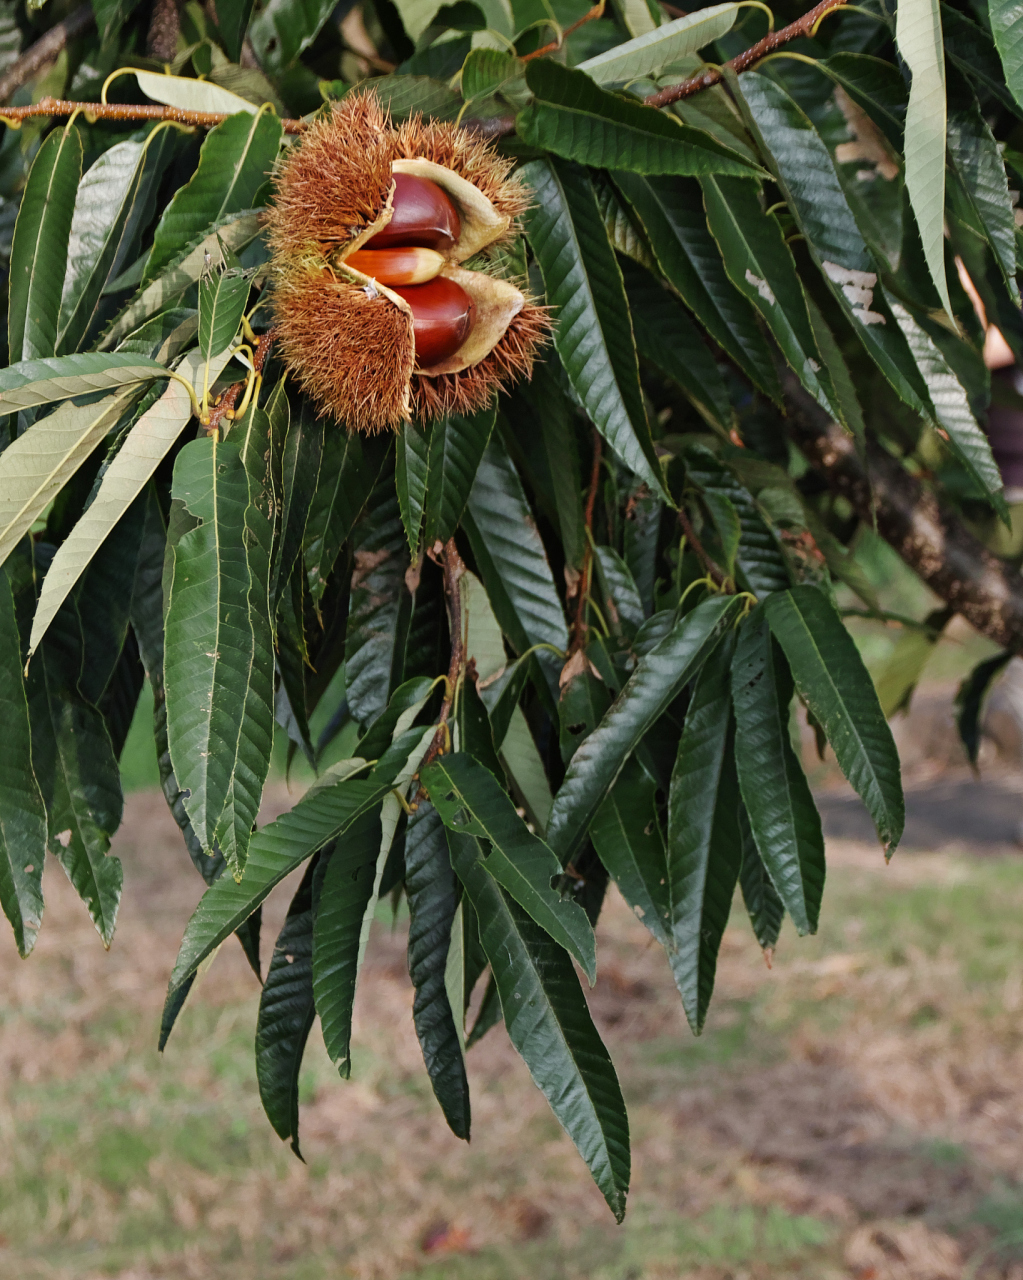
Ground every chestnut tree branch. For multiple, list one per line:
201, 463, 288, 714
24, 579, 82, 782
417, 537, 468, 778
785, 376, 1023, 655
0, 95, 307, 132
644, 0, 848, 108
570, 429, 603, 654
678, 504, 729, 589
0, 0, 852, 139
0, 4, 94, 104
521, 1, 605, 63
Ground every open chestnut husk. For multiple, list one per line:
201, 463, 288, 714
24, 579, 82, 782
266, 92, 551, 432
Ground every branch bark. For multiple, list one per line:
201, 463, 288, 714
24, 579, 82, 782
645, 0, 848, 108
0, 0, 849, 139
785, 378, 1023, 655
0, 95, 307, 133
0, 4, 94, 105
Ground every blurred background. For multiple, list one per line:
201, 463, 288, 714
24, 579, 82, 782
5, 528, 1023, 1280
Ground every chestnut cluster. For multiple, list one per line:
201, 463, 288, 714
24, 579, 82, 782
266, 92, 551, 433
347, 174, 477, 366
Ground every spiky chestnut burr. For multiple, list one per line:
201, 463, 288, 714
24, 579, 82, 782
265, 92, 551, 432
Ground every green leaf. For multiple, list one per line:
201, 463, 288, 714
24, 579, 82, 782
310, 808, 385, 1078
164, 433, 275, 875
895, 0, 952, 315
422, 406, 497, 548
681, 443, 790, 597
589, 758, 672, 950
594, 171, 659, 273
102, 211, 263, 350
461, 48, 523, 101
613, 170, 779, 398
464, 435, 569, 657
305, 429, 389, 605
547, 594, 742, 864
0, 387, 140, 569
165, 739, 420, 999
512, 363, 587, 571
666, 632, 741, 1032
8, 124, 82, 362
144, 112, 281, 286
395, 421, 430, 558
466, 971, 502, 1048
882, 291, 1006, 516
946, 72, 1020, 306
274, 393, 321, 605
344, 481, 406, 725
214, 0, 256, 60
804, 291, 865, 448
256, 860, 318, 1157
133, 69, 258, 116
955, 651, 1013, 766
0, 352, 170, 411
92, 0, 143, 43
56, 136, 163, 356
447, 829, 629, 1218
944, 5, 1023, 119
871, 616, 945, 718
737, 804, 784, 952
596, 549, 645, 639
249, 0, 338, 71
366, 75, 463, 122
0, 569, 46, 957
764, 585, 905, 854
622, 258, 732, 436
423, 753, 597, 984
519, 61, 759, 177
700, 175, 840, 420
521, 157, 665, 495
197, 267, 252, 364
28, 350, 231, 657
17, 561, 124, 946
731, 607, 824, 935
390, 0, 446, 39
315, 727, 433, 1076
989, 0, 1023, 113
576, 4, 738, 83
405, 801, 471, 1139
730, 71, 931, 416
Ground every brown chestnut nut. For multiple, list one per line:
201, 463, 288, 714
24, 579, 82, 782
344, 246, 445, 285
392, 276, 476, 365
366, 173, 461, 252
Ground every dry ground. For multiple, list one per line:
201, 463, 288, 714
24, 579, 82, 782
4, 782, 1023, 1279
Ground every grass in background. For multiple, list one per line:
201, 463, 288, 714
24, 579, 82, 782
3, 809, 1023, 1278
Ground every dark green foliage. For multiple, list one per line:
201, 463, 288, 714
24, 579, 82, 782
2, 0, 1012, 1218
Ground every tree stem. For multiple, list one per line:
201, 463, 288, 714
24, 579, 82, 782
0, 95, 307, 133
677, 504, 729, 589
571, 429, 602, 655
644, 0, 848, 108
786, 376, 1023, 655
0, 5, 94, 105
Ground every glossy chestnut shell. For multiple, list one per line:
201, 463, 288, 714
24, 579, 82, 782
392, 277, 476, 366
366, 174, 461, 252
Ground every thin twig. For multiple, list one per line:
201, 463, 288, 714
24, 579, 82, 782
0, 95, 307, 133
522, 1, 605, 63
418, 537, 467, 778
677, 504, 728, 589
644, 0, 848, 107
0, 4, 94, 104
571, 429, 602, 654
204, 327, 276, 433
0, 0, 850, 138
